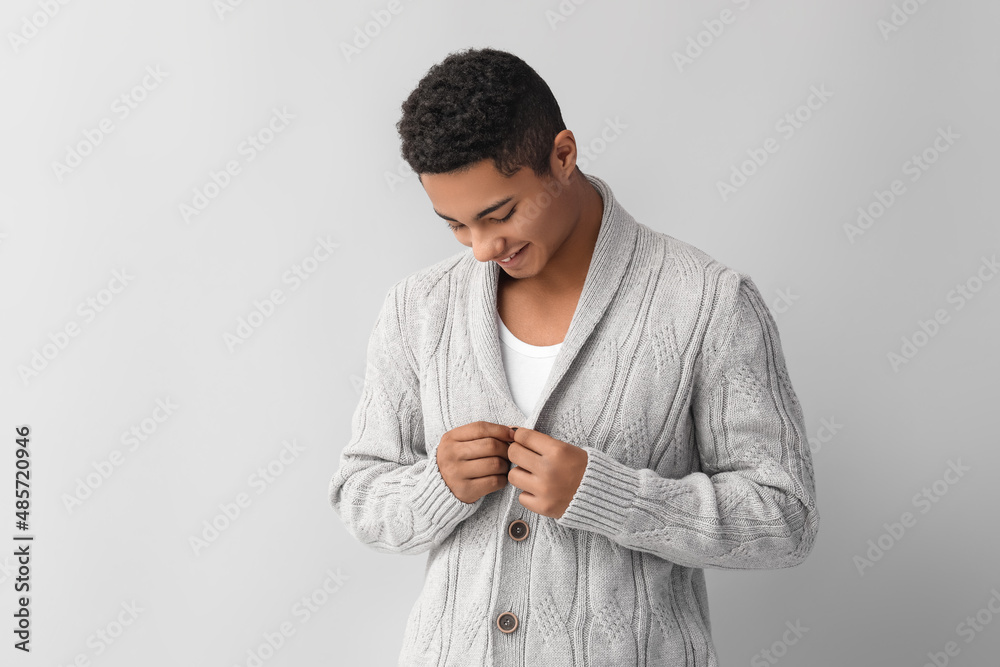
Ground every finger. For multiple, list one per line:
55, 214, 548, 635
507, 464, 540, 496
510, 426, 547, 455
508, 440, 543, 471
469, 474, 508, 498
462, 455, 510, 480
460, 436, 511, 462
516, 489, 540, 515
453, 421, 517, 444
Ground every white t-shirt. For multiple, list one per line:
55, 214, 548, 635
495, 309, 562, 419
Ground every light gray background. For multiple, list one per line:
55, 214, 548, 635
2, 1, 998, 665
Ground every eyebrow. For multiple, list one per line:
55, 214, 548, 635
433, 196, 515, 223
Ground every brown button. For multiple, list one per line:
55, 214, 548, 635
508, 519, 529, 541
496, 611, 518, 633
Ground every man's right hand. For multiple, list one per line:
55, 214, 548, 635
436, 421, 517, 504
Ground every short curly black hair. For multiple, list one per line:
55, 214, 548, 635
396, 47, 567, 180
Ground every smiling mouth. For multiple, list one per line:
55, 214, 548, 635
497, 245, 526, 263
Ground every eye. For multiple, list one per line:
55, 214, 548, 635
494, 206, 517, 223
445, 206, 517, 232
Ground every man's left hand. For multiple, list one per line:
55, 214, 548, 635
506, 426, 588, 519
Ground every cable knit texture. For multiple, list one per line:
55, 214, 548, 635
329, 173, 820, 666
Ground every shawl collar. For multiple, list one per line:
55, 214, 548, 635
468, 172, 639, 428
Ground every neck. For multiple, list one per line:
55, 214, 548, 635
503, 175, 604, 296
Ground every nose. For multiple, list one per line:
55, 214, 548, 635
471, 230, 506, 263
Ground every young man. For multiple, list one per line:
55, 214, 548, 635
329, 47, 819, 666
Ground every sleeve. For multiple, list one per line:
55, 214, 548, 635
554, 273, 820, 570
328, 280, 483, 555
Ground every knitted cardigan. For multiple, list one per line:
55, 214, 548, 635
329, 172, 820, 666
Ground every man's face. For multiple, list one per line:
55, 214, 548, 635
419, 158, 576, 278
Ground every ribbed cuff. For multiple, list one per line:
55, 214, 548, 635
412, 450, 483, 530
555, 446, 642, 537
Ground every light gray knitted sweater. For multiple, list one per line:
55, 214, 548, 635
329, 173, 820, 666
